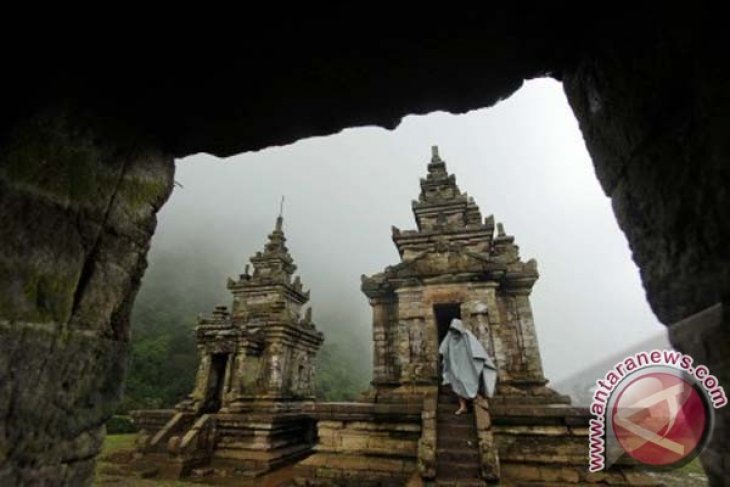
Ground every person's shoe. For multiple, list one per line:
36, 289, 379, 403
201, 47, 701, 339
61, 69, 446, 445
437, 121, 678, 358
455, 407, 466, 415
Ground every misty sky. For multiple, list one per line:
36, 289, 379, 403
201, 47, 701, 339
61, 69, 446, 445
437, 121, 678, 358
147, 78, 668, 384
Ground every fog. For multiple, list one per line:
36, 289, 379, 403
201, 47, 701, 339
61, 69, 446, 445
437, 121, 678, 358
144, 78, 667, 385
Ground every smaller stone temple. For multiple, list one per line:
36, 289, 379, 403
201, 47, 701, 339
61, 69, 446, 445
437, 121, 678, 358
131, 214, 323, 478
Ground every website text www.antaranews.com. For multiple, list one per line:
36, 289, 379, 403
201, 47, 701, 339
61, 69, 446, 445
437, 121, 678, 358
588, 349, 727, 472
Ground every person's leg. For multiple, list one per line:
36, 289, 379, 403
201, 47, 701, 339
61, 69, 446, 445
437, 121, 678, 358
455, 395, 467, 414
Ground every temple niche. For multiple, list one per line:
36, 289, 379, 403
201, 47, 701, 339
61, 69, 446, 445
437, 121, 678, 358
131, 215, 323, 478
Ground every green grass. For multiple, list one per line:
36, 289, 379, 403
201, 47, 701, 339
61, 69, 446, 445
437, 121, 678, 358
100, 434, 137, 458
646, 457, 708, 487
676, 457, 706, 476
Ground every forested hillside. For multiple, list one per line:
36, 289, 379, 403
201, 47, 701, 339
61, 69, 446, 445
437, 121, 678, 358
119, 243, 371, 413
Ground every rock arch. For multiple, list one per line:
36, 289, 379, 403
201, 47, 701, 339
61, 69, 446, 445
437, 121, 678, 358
1, 7, 727, 485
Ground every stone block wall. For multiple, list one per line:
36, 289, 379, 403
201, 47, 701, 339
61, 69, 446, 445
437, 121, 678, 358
492, 404, 657, 486
294, 402, 422, 485
130, 409, 176, 437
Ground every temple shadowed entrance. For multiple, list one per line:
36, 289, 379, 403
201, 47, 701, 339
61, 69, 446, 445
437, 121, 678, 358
202, 353, 228, 413
434, 303, 461, 349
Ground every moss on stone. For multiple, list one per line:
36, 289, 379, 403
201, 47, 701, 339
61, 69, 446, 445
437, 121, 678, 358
15, 264, 78, 323
116, 176, 171, 212
1, 120, 103, 206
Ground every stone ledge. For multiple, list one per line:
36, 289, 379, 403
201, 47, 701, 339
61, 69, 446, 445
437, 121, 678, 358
313, 402, 422, 422
492, 404, 590, 427
215, 411, 311, 422
501, 462, 660, 485
296, 452, 417, 474
489, 392, 572, 406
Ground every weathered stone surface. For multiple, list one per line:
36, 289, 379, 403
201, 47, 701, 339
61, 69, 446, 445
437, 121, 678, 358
491, 398, 659, 485
416, 393, 437, 479
562, 21, 729, 483
562, 25, 729, 328
294, 452, 417, 486
0, 108, 174, 485
129, 409, 175, 435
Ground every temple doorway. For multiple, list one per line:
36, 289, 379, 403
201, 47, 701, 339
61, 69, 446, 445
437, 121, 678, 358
434, 303, 461, 350
202, 353, 229, 413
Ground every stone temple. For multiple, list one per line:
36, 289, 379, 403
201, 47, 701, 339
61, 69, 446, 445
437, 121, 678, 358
131, 148, 655, 485
363, 146, 550, 400
132, 214, 324, 477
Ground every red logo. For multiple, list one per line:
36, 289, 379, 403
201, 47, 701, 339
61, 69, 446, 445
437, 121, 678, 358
611, 370, 709, 466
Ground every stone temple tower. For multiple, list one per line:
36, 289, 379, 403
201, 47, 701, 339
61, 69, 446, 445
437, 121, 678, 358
291, 147, 653, 485
179, 214, 323, 412
361, 145, 556, 401
133, 214, 323, 478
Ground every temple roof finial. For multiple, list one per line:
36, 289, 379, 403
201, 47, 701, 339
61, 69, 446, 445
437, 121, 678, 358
431, 145, 441, 162
276, 196, 285, 231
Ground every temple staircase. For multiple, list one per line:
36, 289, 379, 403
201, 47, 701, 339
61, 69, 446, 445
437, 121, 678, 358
434, 386, 486, 486
128, 411, 215, 479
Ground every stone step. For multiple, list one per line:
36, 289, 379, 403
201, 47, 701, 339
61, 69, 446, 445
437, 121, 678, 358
437, 420, 475, 429
436, 448, 480, 463
436, 461, 481, 480
437, 412, 474, 424
437, 400, 468, 406
437, 400, 472, 408
435, 479, 486, 487
438, 431, 477, 444
439, 435, 477, 448
436, 460, 481, 470
438, 435, 479, 450
437, 422, 476, 435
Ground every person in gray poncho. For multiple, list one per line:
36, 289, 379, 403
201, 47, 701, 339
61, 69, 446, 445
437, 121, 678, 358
439, 318, 497, 414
